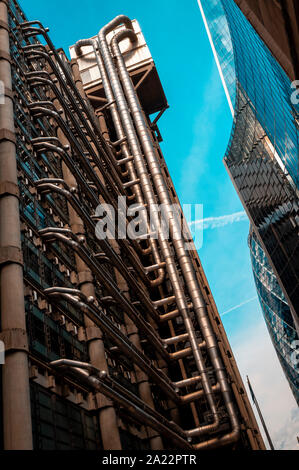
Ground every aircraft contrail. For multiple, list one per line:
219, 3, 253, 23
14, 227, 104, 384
220, 296, 258, 317
189, 210, 248, 230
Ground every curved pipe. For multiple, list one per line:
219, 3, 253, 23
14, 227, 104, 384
107, 23, 241, 444
40, 229, 167, 356
50, 359, 191, 449
31, 129, 150, 286
24, 18, 239, 445
34, 175, 164, 324
193, 426, 240, 450
44, 288, 178, 401
39, 226, 209, 366
75, 39, 165, 288
98, 17, 220, 436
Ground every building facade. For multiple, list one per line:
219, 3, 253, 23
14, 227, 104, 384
233, 0, 299, 82
0, 0, 264, 450
198, 0, 299, 405
249, 230, 299, 404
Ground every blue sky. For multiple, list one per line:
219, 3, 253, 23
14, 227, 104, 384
21, 0, 298, 449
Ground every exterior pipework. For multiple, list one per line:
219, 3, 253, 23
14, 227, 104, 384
110, 239, 164, 450
43, 287, 181, 403
25, 38, 221, 432
39, 229, 209, 387
48, 72, 122, 450
1, 2, 263, 449
50, 359, 192, 449
69, 62, 163, 447
97, 16, 220, 438
107, 19, 240, 444
38, 228, 167, 358
51, 49, 164, 442
21, 42, 150, 286
75, 39, 165, 288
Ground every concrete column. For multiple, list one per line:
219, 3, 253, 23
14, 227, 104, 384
110, 238, 164, 450
0, 0, 33, 449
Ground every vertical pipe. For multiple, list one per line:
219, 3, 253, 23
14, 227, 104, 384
75, 38, 185, 440
75, 40, 164, 287
109, 27, 240, 442
97, 18, 220, 432
0, 0, 33, 449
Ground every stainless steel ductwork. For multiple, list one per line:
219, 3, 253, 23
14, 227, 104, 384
96, 15, 241, 447
95, 17, 222, 441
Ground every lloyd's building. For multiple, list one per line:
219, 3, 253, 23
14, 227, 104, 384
198, 0, 299, 405
0, 0, 264, 451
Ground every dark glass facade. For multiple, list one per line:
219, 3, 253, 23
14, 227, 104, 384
249, 231, 299, 405
199, 0, 299, 405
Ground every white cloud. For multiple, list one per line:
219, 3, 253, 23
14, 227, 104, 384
231, 319, 299, 450
189, 210, 247, 230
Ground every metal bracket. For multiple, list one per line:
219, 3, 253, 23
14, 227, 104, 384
0, 246, 23, 267
85, 326, 103, 342
0, 181, 19, 199
3, 87, 14, 101
0, 49, 11, 63
95, 391, 114, 410
0, 128, 16, 144
0, 20, 9, 32
0, 328, 29, 354
77, 270, 94, 285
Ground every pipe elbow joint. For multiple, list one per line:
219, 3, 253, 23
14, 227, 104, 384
75, 39, 97, 56
111, 28, 137, 49
98, 15, 134, 40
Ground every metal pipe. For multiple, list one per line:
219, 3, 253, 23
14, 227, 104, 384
169, 343, 205, 361
98, 17, 220, 436
32, 147, 162, 321
182, 384, 221, 405
174, 376, 202, 389
51, 86, 122, 450
39, 228, 167, 357
44, 288, 179, 402
163, 333, 189, 345
0, 1, 33, 449
107, 22, 240, 444
50, 359, 191, 449
75, 39, 165, 287
22, 15, 239, 444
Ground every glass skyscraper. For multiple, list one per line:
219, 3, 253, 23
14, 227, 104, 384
198, 0, 299, 405
249, 230, 298, 403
